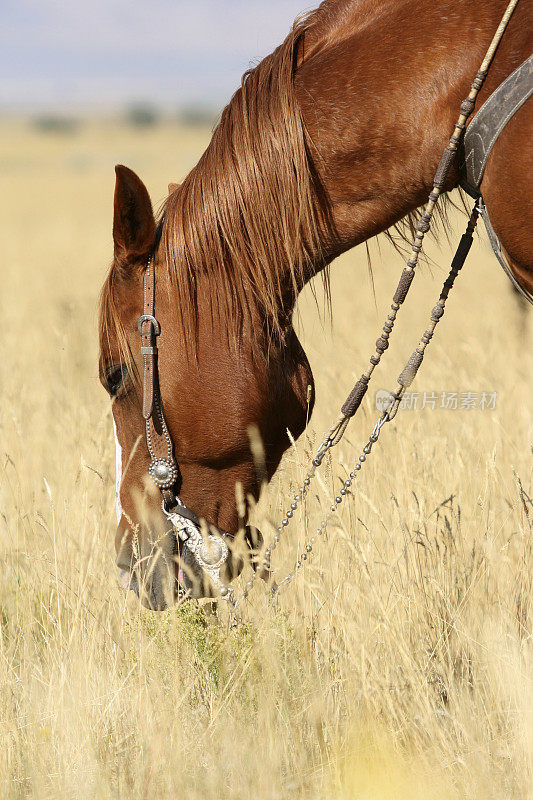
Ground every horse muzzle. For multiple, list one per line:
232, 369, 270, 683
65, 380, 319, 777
116, 519, 264, 610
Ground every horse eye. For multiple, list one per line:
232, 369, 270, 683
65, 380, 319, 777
105, 365, 127, 396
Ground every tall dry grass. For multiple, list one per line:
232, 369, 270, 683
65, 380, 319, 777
0, 118, 532, 799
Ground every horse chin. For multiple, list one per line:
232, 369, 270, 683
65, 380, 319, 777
117, 557, 227, 605
117, 564, 177, 610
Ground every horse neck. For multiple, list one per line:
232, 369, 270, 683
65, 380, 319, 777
297, 0, 517, 268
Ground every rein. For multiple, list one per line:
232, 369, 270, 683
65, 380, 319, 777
137, 0, 522, 611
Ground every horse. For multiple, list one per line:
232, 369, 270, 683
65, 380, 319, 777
99, 0, 532, 609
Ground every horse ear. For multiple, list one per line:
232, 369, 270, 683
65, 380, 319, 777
113, 165, 155, 267
168, 182, 179, 194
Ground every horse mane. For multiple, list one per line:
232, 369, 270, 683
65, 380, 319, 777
159, 1, 456, 344
100, 1, 457, 364
161, 11, 326, 348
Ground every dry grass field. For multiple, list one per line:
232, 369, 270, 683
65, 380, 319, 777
1, 118, 532, 799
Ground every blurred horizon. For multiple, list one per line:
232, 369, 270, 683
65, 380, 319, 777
1, 0, 311, 115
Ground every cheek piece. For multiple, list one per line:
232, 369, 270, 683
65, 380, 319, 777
137, 229, 250, 604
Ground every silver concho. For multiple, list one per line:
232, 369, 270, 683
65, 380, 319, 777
197, 535, 226, 568
148, 457, 178, 489
183, 530, 229, 595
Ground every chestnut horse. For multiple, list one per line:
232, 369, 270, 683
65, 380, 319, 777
99, 0, 532, 609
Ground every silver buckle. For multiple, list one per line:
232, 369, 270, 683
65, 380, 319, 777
137, 314, 161, 336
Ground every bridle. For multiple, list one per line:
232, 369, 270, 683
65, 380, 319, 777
134, 0, 525, 612
138, 234, 234, 598
137, 223, 178, 509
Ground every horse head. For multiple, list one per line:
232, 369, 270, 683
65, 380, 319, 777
99, 166, 314, 608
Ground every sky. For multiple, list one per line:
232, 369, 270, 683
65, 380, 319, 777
1, 0, 312, 113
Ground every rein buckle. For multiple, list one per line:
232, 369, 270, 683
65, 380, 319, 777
137, 314, 161, 336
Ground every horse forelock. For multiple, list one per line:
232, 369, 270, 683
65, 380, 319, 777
99, 267, 135, 375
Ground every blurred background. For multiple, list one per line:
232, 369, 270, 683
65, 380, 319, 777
2, 0, 309, 117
